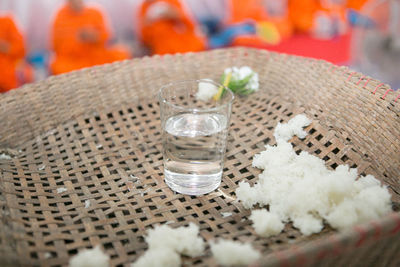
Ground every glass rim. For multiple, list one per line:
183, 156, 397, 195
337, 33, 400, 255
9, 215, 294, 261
158, 79, 235, 112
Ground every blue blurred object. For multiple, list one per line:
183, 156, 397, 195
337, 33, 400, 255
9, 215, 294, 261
208, 22, 256, 48
27, 51, 48, 68
347, 9, 376, 28
27, 50, 49, 81
199, 16, 257, 48
200, 17, 221, 36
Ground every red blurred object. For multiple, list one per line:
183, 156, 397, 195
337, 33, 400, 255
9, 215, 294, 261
234, 32, 351, 64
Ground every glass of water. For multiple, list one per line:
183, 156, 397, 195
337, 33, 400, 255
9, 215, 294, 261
159, 79, 234, 195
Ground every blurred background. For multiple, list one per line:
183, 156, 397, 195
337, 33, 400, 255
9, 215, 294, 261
0, 0, 399, 93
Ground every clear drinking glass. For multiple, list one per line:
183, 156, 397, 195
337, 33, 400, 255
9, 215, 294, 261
159, 79, 234, 195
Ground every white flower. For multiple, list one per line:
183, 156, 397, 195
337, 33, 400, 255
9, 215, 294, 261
223, 66, 259, 95
195, 79, 219, 101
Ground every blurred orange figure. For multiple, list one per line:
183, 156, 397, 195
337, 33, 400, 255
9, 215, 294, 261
347, 0, 369, 10
0, 14, 26, 92
288, 0, 320, 33
50, 0, 130, 75
228, 0, 269, 24
289, 0, 348, 38
226, 0, 271, 46
226, 0, 292, 46
138, 0, 207, 55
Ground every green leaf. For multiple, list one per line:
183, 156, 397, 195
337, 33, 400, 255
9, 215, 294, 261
227, 73, 254, 95
220, 71, 256, 96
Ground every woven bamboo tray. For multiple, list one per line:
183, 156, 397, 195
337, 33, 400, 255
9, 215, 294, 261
0, 47, 399, 267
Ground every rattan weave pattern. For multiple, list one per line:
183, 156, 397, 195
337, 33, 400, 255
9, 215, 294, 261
0, 47, 399, 266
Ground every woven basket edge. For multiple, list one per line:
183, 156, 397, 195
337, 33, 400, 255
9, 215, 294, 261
258, 211, 400, 266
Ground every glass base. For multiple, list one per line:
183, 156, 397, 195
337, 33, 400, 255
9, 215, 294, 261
164, 169, 221, 196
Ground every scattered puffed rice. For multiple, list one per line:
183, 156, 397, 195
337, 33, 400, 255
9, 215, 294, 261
0, 153, 12, 160
209, 239, 260, 266
131, 223, 205, 267
45, 129, 56, 136
235, 181, 261, 209
249, 210, 284, 237
146, 223, 205, 257
38, 165, 46, 171
129, 175, 139, 183
69, 245, 109, 267
273, 114, 311, 142
221, 212, 232, 218
57, 187, 67, 194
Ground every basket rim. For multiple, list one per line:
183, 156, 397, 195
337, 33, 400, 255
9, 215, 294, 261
0, 47, 399, 266
258, 211, 400, 265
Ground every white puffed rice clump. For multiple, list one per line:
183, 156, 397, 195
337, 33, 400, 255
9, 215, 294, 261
250, 210, 285, 237
236, 114, 392, 236
131, 223, 205, 267
69, 245, 109, 267
210, 239, 260, 266
145, 222, 205, 257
